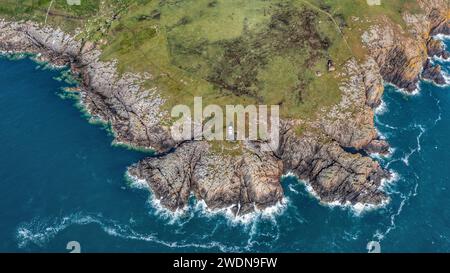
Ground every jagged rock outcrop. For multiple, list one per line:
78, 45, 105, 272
278, 127, 389, 205
427, 38, 450, 59
363, 139, 390, 155
364, 58, 385, 108
362, 21, 426, 91
362, 0, 449, 92
422, 59, 446, 85
128, 141, 284, 215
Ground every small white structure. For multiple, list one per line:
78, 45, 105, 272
67, 0, 81, 5
367, 0, 381, 6
227, 123, 234, 141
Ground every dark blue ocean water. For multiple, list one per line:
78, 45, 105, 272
0, 38, 449, 253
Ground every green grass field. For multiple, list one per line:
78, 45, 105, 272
0, 0, 423, 121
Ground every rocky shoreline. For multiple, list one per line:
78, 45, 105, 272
0, 0, 449, 216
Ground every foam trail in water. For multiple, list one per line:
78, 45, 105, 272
288, 183, 299, 194
433, 55, 450, 64
401, 124, 426, 166
16, 213, 248, 252
374, 178, 419, 242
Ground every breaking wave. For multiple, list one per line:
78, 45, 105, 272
282, 173, 388, 217
126, 172, 288, 226
375, 99, 388, 115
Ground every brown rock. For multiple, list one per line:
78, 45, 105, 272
363, 139, 390, 155
422, 59, 446, 85
128, 142, 284, 215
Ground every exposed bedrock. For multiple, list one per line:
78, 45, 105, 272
422, 59, 446, 85
364, 58, 385, 108
128, 141, 284, 216
277, 126, 389, 205
427, 38, 450, 60
363, 2, 449, 92
363, 139, 390, 155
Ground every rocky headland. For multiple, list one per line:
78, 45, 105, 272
0, 0, 449, 216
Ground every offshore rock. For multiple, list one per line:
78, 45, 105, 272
427, 38, 450, 59
422, 59, 446, 85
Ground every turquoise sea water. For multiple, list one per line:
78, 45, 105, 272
0, 38, 449, 253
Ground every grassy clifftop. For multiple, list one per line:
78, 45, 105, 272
0, 0, 422, 121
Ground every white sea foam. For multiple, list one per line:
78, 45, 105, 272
421, 71, 450, 88
430, 95, 443, 127
113, 141, 154, 153
379, 171, 400, 190
434, 34, 450, 42
192, 198, 288, 226
0, 51, 28, 60
288, 183, 299, 194
415, 124, 425, 152
126, 172, 288, 225
386, 82, 421, 96
16, 213, 101, 248
16, 213, 243, 252
284, 173, 388, 216
125, 171, 149, 190
401, 124, 426, 166
124, 173, 189, 224
401, 149, 415, 166
375, 119, 398, 130
370, 146, 396, 161
432, 55, 450, 64
443, 72, 450, 85
375, 99, 388, 115
373, 168, 421, 242
149, 198, 189, 224
374, 186, 414, 241
328, 199, 390, 217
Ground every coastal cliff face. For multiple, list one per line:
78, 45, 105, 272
0, 21, 176, 153
362, 0, 449, 91
0, 0, 449, 216
128, 141, 283, 215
